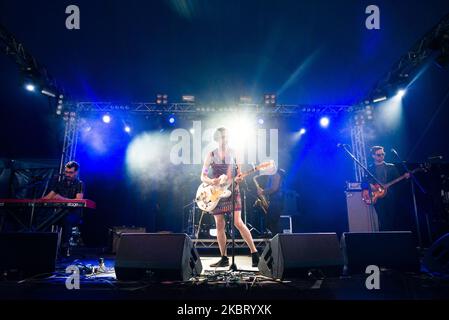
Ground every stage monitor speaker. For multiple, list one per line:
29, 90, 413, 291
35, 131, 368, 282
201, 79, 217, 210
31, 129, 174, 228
0, 232, 58, 280
422, 233, 449, 275
114, 233, 202, 281
341, 231, 420, 274
258, 233, 343, 280
110, 226, 146, 253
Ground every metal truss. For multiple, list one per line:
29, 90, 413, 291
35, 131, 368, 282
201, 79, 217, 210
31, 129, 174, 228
367, 12, 449, 100
59, 112, 79, 176
0, 23, 61, 95
76, 101, 354, 115
350, 123, 368, 182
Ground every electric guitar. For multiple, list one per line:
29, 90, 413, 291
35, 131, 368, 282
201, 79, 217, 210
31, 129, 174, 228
195, 161, 274, 212
362, 167, 426, 205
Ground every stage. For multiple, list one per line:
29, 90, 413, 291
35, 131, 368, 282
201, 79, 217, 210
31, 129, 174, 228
2, 0, 449, 309
1, 250, 449, 301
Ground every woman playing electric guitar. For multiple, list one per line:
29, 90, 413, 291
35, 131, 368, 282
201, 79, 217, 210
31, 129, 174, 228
201, 127, 259, 268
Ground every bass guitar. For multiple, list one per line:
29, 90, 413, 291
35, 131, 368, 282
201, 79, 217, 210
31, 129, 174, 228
362, 167, 426, 205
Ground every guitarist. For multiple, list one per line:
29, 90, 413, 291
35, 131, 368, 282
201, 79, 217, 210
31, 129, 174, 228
201, 127, 260, 268
255, 168, 286, 236
362, 146, 409, 231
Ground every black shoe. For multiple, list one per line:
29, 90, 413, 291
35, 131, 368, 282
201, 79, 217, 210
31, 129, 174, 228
251, 252, 260, 268
210, 256, 229, 267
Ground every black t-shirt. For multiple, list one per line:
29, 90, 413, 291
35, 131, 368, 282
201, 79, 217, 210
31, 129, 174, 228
362, 162, 400, 195
370, 162, 399, 184
52, 178, 83, 199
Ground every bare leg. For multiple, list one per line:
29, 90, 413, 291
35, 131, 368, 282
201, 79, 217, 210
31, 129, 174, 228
233, 211, 257, 253
214, 214, 227, 256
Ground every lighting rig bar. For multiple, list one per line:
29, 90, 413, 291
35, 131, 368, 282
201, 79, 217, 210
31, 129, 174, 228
0, 23, 61, 96
76, 101, 354, 115
366, 12, 449, 102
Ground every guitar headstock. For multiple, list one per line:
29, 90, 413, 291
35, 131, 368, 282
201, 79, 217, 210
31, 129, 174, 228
256, 160, 277, 175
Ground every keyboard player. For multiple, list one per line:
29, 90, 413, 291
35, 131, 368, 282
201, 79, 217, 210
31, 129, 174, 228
43, 161, 84, 249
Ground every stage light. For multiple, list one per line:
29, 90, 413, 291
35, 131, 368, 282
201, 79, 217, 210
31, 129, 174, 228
189, 128, 195, 134
169, 116, 175, 124
25, 83, 35, 92
258, 118, 264, 125
56, 104, 63, 115
102, 114, 111, 123
182, 95, 195, 103
124, 125, 131, 133
396, 89, 406, 98
156, 94, 168, 105
264, 94, 276, 105
239, 96, 252, 104
41, 89, 56, 98
299, 128, 306, 135
372, 96, 387, 103
319, 117, 330, 128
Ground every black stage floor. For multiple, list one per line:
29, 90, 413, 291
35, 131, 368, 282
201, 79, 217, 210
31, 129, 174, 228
1, 250, 449, 300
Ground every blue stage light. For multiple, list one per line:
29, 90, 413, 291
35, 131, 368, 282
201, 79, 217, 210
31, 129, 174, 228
396, 89, 406, 98
319, 117, 330, 128
102, 115, 111, 123
25, 83, 35, 92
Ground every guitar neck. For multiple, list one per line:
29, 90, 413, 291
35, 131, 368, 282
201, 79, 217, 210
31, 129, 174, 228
384, 168, 420, 188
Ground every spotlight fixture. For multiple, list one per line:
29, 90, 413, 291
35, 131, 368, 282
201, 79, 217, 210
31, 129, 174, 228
239, 96, 252, 104
182, 95, 195, 103
319, 116, 330, 128
56, 94, 64, 116
169, 116, 175, 124
124, 125, 131, 133
372, 95, 387, 103
396, 89, 406, 98
299, 128, 306, 135
264, 94, 276, 105
102, 114, 111, 124
258, 118, 264, 125
41, 89, 56, 98
25, 83, 35, 92
156, 94, 168, 105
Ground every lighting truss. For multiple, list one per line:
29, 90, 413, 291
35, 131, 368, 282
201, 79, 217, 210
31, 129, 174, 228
366, 12, 449, 101
76, 101, 354, 115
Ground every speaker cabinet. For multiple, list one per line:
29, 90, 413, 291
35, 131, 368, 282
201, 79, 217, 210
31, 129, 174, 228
110, 226, 146, 253
423, 233, 449, 275
258, 233, 343, 279
346, 190, 379, 232
0, 232, 58, 280
114, 233, 202, 281
341, 231, 420, 274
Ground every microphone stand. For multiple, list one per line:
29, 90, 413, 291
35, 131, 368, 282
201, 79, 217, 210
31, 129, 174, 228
229, 157, 237, 272
391, 149, 427, 248
339, 144, 384, 187
339, 144, 384, 231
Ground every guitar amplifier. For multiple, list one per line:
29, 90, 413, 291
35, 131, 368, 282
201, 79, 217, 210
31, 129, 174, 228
345, 189, 379, 232
110, 226, 146, 253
